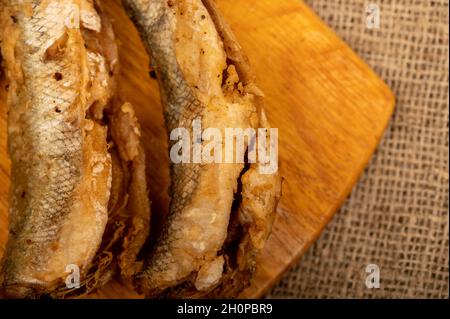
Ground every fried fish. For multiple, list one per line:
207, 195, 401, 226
0, 0, 150, 298
123, 0, 281, 298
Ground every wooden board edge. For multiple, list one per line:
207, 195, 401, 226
240, 1, 396, 298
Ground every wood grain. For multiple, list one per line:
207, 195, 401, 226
0, 0, 395, 298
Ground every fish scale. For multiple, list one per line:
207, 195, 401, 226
13, 5, 81, 225
123, 0, 214, 284
124, 0, 282, 298
1, 0, 153, 298
124, 1, 203, 218
1, 0, 89, 291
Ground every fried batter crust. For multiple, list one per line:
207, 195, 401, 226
0, 0, 150, 298
123, 0, 281, 298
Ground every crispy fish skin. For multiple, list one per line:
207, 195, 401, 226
0, 0, 111, 298
111, 101, 151, 279
123, 0, 281, 298
0, 0, 150, 298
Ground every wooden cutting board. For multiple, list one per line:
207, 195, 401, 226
0, 0, 395, 298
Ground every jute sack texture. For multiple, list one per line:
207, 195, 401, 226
268, 0, 449, 298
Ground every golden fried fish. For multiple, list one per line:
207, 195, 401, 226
0, 0, 150, 298
123, 0, 281, 298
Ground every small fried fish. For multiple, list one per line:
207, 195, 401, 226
0, 0, 150, 298
123, 0, 281, 298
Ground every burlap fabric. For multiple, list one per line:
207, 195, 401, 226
268, 0, 449, 298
